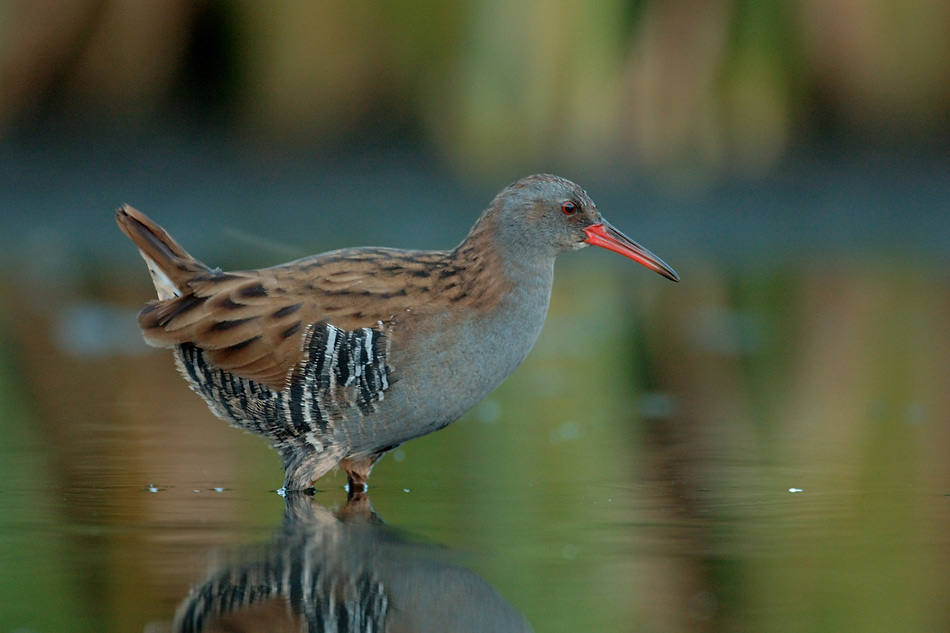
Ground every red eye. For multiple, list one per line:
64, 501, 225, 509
561, 201, 577, 215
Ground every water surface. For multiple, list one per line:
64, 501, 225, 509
1, 257, 948, 631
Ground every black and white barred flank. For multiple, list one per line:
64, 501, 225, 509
176, 322, 392, 449
288, 322, 392, 435
177, 343, 291, 439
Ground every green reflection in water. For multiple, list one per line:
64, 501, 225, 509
0, 313, 91, 632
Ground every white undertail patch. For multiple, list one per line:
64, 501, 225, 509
141, 253, 182, 300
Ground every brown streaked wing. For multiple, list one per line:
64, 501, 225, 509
138, 248, 450, 391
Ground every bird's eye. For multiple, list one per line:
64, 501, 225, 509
561, 201, 577, 215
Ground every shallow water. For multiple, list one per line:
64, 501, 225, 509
1, 255, 949, 632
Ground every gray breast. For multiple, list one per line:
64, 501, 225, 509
372, 269, 555, 445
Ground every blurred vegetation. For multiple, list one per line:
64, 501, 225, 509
2, 0, 949, 180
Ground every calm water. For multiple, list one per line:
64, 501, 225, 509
1, 255, 948, 632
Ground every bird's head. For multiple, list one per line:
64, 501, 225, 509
486, 174, 679, 281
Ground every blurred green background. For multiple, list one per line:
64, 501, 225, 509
1, 1, 949, 632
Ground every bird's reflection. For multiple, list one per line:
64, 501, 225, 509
171, 492, 533, 633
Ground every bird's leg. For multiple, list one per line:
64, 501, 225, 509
343, 465, 370, 495
281, 446, 343, 493
341, 453, 386, 495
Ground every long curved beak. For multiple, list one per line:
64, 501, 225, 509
584, 222, 679, 282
